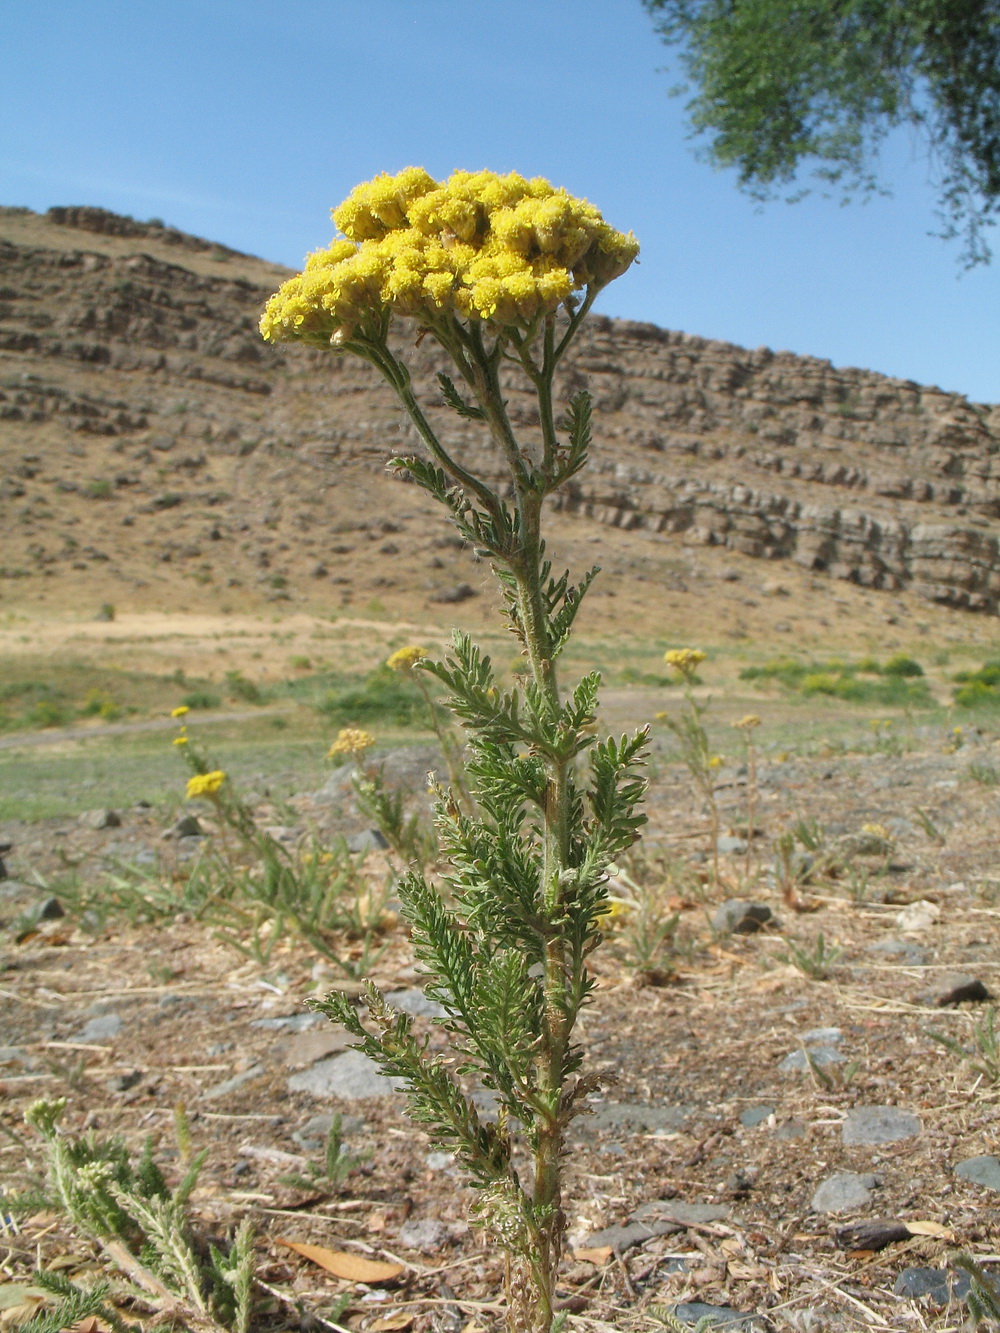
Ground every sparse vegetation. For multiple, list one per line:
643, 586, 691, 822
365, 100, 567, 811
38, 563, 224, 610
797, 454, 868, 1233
740, 654, 931, 706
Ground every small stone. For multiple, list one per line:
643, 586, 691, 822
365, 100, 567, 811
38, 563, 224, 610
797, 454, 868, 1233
801, 1026, 843, 1044
430, 582, 477, 604
711, 900, 775, 935
79, 808, 121, 830
78, 1013, 123, 1042
779, 1046, 845, 1073
252, 1012, 322, 1032
671, 1302, 751, 1329
867, 938, 929, 966
922, 973, 991, 1007
397, 1219, 447, 1252
632, 1201, 730, 1228
955, 1155, 1000, 1191
426, 1151, 455, 1172
279, 1027, 352, 1069
775, 1118, 806, 1140
842, 1106, 921, 1146
287, 1049, 405, 1099
739, 1105, 774, 1128
896, 900, 940, 932
811, 1172, 879, 1214
385, 988, 447, 1019
581, 1221, 667, 1251
162, 814, 203, 840
716, 835, 748, 855
36, 896, 65, 921
106, 1070, 143, 1093
584, 1103, 692, 1133
346, 828, 390, 853
893, 1267, 972, 1303
201, 1064, 265, 1100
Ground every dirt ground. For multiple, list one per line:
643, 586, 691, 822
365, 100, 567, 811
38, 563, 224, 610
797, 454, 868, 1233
3, 717, 1000, 1333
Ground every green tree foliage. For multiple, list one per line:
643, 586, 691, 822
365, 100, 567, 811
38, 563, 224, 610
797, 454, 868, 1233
643, 0, 1000, 264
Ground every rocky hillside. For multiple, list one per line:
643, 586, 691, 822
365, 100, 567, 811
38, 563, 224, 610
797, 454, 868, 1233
1, 203, 998, 618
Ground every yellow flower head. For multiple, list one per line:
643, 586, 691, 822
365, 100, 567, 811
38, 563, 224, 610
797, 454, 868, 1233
171, 705, 190, 718
861, 821, 890, 839
386, 645, 426, 673
664, 648, 707, 680
732, 714, 761, 731
708, 755, 723, 770
173, 736, 189, 746
327, 726, 375, 759
260, 168, 638, 346
186, 770, 226, 800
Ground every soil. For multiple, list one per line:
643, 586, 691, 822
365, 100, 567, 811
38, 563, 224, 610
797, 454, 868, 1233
2, 727, 1000, 1333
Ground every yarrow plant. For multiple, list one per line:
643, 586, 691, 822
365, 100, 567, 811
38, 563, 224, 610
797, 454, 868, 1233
262, 168, 644, 1333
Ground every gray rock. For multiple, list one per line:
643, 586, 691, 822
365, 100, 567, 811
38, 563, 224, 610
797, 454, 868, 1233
779, 1046, 845, 1072
385, 988, 446, 1019
78, 1013, 123, 1042
291, 1111, 364, 1149
346, 828, 390, 853
810, 1171, 879, 1214
106, 1070, 143, 1093
36, 896, 65, 921
79, 808, 121, 830
585, 1103, 693, 1133
397, 1219, 448, 1252
893, 1267, 972, 1302
426, 1151, 455, 1172
201, 1064, 265, 1100
287, 1049, 405, 1099
430, 582, 477, 604
955, 1154, 1000, 1191
252, 1011, 322, 1031
672, 1302, 754, 1329
632, 1201, 730, 1227
775, 1118, 807, 1140
0, 1047, 29, 1066
712, 900, 775, 935
739, 1105, 774, 1128
867, 938, 929, 966
842, 1105, 921, 1146
716, 835, 748, 855
581, 1220, 669, 1251
801, 1026, 843, 1044
162, 814, 203, 839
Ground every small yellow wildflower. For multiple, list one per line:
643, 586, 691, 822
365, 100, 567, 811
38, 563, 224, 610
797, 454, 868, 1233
186, 770, 226, 800
732, 714, 761, 731
173, 736, 189, 747
386, 645, 426, 673
664, 648, 706, 680
171, 705, 190, 718
708, 755, 723, 770
861, 822, 890, 839
327, 726, 375, 759
654, 710, 668, 721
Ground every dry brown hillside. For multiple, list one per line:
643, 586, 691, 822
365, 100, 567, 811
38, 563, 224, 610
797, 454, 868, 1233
1, 203, 998, 646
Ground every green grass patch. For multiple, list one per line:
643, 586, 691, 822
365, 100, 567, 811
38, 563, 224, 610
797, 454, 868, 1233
739, 654, 931, 706
953, 661, 1000, 710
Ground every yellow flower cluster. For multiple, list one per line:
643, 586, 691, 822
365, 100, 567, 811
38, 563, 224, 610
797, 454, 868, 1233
171, 705, 190, 718
327, 726, 375, 759
731, 714, 761, 731
186, 770, 226, 800
663, 648, 706, 679
386, 645, 426, 673
260, 168, 639, 346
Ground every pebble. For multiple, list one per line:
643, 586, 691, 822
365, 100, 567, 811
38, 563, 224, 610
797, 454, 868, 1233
79, 809, 121, 830
346, 828, 390, 853
801, 1026, 843, 1044
711, 900, 775, 935
716, 835, 748, 855
672, 1302, 753, 1329
778, 1046, 845, 1073
842, 1105, 922, 1146
896, 900, 940, 932
252, 1012, 322, 1031
738, 1105, 774, 1128
955, 1154, 1000, 1191
397, 1219, 448, 1252
425, 1151, 455, 1172
921, 973, 991, 1007
201, 1064, 265, 1100
893, 1267, 972, 1302
775, 1118, 806, 1140
286, 1049, 405, 1099
584, 1103, 693, 1133
810, 1171, 879, 1214
78, 1013, 123, 1042
34, 896, 65, 922
632, 1201, 730, 1227
384, 988, 447, 1019
279, 1027, 353, 1069
867, 939, 930, 966
161, 814, 203, 840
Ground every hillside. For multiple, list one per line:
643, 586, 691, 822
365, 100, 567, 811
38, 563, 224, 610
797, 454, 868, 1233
1, 203, 998, 641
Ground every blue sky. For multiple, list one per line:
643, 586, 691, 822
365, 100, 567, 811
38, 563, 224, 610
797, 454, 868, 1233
3, 0, 998, 402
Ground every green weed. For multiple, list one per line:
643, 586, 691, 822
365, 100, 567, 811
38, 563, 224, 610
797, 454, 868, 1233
780, 932, 842, 979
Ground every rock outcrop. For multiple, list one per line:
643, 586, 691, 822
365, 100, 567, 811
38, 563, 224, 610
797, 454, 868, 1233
1, 204, 997, 612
